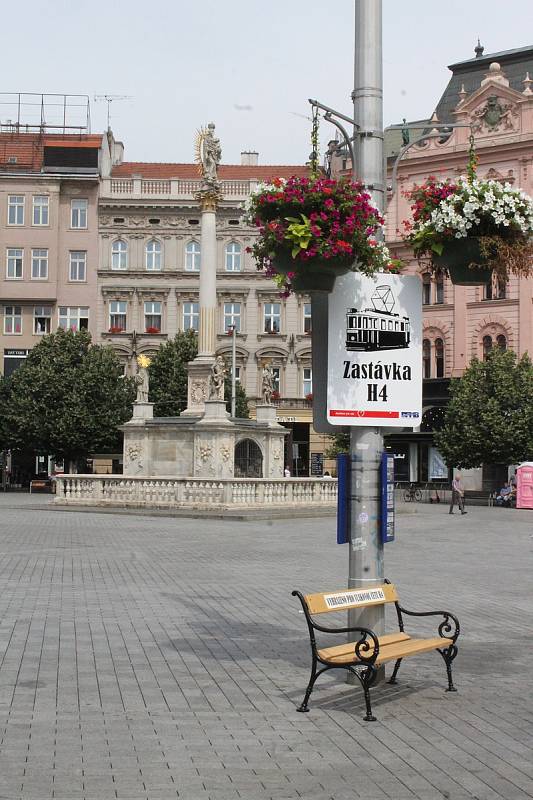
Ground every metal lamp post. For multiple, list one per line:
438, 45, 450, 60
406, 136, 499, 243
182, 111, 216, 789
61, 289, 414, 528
228, 324, 237, 418
309, 0, 386, 671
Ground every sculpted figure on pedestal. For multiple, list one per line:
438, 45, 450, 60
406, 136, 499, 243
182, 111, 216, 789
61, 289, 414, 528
135, 355, 151, 403
209, 355, 226, 400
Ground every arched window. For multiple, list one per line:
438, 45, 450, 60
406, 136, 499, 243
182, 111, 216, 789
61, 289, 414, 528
146, 239, 162, 271
422, 273, 431, 305
185, 241, 200, 271
483, 335, 493, 360
234, 439, 263, 478
225, 242, 242, 272
496, 279, 506, 300
111, 240, 127, 270
496, 334, 507, 350
435, 272, 444, 304
423, 339, 431, 379
434, 337, 444, 378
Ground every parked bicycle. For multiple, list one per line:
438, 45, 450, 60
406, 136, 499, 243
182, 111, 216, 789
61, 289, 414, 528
402, 483, 422, 502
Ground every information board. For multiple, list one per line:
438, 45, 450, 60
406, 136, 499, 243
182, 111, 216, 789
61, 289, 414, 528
327, 273, 422, 427
310, 452, 324, 477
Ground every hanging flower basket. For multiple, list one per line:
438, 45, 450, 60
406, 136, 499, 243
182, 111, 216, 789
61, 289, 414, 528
243, 176, 398, 295
403, 175, 533, 286
432, 238, 492, 286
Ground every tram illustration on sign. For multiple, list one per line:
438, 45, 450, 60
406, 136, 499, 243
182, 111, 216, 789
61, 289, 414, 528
345, 285, 410, 352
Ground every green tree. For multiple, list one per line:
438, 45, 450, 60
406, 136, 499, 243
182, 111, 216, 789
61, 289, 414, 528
148, 331, 198, 416
148, 332, 250, 418
4, 329, 136, 469
0, 374, 11, 451
434, 348, 533, 468
224, 378, 250, 419
325, 431, 349, 458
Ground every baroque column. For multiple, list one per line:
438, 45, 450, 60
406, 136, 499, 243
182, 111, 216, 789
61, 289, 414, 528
182, 123, 222, 416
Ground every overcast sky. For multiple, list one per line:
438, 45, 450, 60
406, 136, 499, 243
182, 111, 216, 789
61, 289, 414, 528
2, 0, 531, 165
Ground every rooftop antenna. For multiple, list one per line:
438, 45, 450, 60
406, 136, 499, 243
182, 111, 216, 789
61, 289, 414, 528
94, 94, 132, 130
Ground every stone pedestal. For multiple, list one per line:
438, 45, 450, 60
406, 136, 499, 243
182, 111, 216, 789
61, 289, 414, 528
198, 400, 231, 423
255, 404, 278, 425
181, 358, 214, 416
132, 402, 154, 420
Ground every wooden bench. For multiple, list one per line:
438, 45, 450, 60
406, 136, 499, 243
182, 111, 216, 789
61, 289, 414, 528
292, 580, 460, 721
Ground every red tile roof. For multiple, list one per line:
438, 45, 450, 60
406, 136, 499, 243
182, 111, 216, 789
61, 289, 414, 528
0, 132, 103, 171
111, 162, 310, 180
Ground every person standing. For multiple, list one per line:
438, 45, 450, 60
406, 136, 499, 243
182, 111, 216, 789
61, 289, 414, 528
449, 473, 467, 515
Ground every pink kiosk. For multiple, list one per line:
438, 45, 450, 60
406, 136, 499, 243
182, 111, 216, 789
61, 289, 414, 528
516, 463, 533, 509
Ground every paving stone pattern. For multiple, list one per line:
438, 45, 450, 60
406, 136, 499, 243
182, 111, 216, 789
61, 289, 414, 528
0, 494, 532, 799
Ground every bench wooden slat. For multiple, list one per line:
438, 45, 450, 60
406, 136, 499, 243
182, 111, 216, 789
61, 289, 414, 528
317, 632, 410, 662
318, 635, 452, 665
305, 582, 398, 615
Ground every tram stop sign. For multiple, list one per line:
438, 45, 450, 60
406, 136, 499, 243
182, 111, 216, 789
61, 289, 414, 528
327, 273, 422, 427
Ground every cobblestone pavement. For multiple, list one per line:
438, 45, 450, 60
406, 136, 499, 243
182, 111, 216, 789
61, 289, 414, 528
0, 493, 531, 800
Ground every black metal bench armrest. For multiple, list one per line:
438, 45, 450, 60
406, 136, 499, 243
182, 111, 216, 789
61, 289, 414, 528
395, 605, 460, 643
291, 590, 379, 663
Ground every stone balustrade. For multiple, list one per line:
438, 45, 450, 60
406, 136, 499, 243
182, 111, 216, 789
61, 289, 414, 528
103, 178, 257, 202
54, 475, 337, 510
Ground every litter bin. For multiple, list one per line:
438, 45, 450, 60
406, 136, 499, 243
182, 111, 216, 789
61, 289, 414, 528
516, 463, 533, 509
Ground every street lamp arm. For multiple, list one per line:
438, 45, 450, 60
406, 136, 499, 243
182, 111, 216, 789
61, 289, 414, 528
388, 122, 475, 196
308, 99, 357, 180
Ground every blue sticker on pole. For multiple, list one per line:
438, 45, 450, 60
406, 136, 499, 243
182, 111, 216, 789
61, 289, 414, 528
337, 453, 349, 544
380, 452, 395, 543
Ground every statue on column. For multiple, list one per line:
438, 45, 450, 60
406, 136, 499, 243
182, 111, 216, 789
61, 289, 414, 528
135, 355, 151, 403
209, 355, 226, 400
261, 362, 275, 405
195, 122, 222, 187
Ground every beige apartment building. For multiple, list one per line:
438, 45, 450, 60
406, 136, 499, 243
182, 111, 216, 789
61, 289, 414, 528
97, 147, 331, 475
0, 127, 113, 376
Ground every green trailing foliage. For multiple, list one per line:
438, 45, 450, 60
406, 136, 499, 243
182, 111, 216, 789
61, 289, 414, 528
434, 348, 533, 468
3, 329, 136, 468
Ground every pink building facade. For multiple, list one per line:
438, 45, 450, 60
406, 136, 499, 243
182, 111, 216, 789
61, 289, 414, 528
0, 130, 112, 377
383, 50, 533, 489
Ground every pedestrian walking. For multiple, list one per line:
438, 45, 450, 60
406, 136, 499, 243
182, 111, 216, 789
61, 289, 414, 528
449, 473, 467, 515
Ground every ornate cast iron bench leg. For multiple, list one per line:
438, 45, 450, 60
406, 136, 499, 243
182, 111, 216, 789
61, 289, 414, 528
438, 644, 458, 692
349, 665, 377, 722
296, 660, 318, 712
387, 658, 402, 685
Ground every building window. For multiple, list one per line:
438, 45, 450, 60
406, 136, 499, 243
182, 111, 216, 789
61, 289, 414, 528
484, 277, 507, 301
31, 249, 48, 280
434, 337, 444, 378
435, 273, 444, 304
496, 334, 507, 350
223, 302, 241, 333
146, 239, 162, 271
71, 199, 88, 229
58, 307, 89, 331
111, 240, 128, 270
303, 367, 312, 396
34, 306, 52, 335
183, 302, 199, 332
7, 195, 24, 226
496, 279, 506, 300
422, 273, 431, 305
185, 241, 201, 271
69, 251, 86, 282
483, 335, 492, 360
230, 365, 241, 384
6, 248, 23, 279
225, 242, 242, 272
423, 338, 431, 379
144, 301, 161, 332
109, 301, 127, 332
303, 303, 312, 334
32, 196, 49, 226
271, 366, 280, 393
264, 302, 281, 333
4, 306, 22, 334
